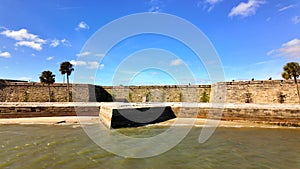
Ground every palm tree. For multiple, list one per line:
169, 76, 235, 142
59, 61, 74, 102
282, 62, 300, 102
39, 70, 55, 102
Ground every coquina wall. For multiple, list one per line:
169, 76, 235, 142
0, 81, 94, 102
102, 85, 211, 102
217, 80, 300, 104
0, 81, 211, 103
0, 80, 299, 103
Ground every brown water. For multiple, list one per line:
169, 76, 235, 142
0, 125, 299, 169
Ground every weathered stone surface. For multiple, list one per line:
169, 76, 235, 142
0, 82, 211, 103
0, 80, 299, 103
217, 80, 300, 103
99, 102, 300, 128
0, 102, 299, 126
0, 102, 100, 118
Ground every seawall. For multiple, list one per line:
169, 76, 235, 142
1, 102, 299, 127
0, 102, 100, 118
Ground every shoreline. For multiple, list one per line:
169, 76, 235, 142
0, 116, 299, 129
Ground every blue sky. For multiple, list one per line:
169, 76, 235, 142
0, 0, 299, 85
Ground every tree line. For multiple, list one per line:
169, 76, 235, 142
39, 61, 74, 102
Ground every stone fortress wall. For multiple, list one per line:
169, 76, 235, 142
0, 79, 299, 104
216, 80, 299, 104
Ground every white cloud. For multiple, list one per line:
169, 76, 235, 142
229, 0, 265, 18
70, 60, 87, 66
0, 26, 7, 30
70, 60, 102, 69
267, 49, 275, 56
76, 21, 89, 30
15, 41, 42, 51
268, 38, 300, 59
95, 53, 105, 57
98, 63, 104, 69
148, 6, 162, 13
206, 0, 222, 3
0, 28, 46, 51
46, 56, 54, 61
148, 0, 163, 13
278, 4, 295, 12
76, 51, 91, 57
77, 61, 87, 66
0, 28, 46, 43
69, 60, 77, 66
170, 59, 183, 66
61, 39, 72, 47
50, 38, 72, 47
1, 28, 71, 51
291, 16, 300, 24
0, 51, 11, 58
87, 61, 100, 69
50, 39, 60, 47
199, 0, 223, 12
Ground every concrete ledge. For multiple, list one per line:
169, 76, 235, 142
99, 102, 300, 128
0, 102, 299, 127
0, 102, 101, 118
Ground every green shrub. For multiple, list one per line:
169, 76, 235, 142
200, 91, 210, 102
